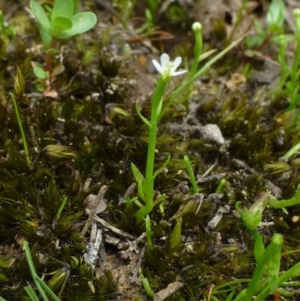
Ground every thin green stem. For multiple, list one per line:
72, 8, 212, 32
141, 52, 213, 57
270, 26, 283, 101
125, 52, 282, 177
35, 276, 62, 301
190, 23, 203, 77
10, 93, 31, 166
283, 142, 300, 160
24, 241, 50, 301
269, 187, 300, 208
24, 285, 40, 301
291, 10, 300, 87
215, 178, 226, 193
144, 78, 168, 205
56, 197, 67, 220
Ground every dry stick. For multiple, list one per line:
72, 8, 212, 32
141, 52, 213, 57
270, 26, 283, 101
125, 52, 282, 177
131, 243, 146, 284
81, 185, 108, 236
93, 215, 137, 241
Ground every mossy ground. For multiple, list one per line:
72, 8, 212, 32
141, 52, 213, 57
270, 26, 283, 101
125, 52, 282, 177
1, 1, 300, 300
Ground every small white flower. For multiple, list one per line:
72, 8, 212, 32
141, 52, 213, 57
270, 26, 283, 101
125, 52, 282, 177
152, 53, 187, 79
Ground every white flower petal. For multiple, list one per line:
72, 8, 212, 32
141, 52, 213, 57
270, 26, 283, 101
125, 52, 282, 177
173, 56, 182, 69
160, 53, 170, 67
152, 59, 163, 73
172, 69, 187, 76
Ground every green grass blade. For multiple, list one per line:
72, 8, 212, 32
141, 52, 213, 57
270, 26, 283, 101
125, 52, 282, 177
25, 285, 40, 301
10, 93, 31, 166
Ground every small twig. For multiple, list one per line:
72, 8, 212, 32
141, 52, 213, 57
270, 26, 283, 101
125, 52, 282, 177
131, 243, 146, 284
93, 215, 137, 240
124, 182, 137, 199
81, 185, 107, 236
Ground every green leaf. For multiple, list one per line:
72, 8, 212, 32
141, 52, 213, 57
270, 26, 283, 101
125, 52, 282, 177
0, 272, 9, 282
33, 64, 49, 79
113, 106, 129, 117
253, 233, 265, 263
225, 289, 236, 301
131, 162, 145, 184
139, 268, 155, 297
39, 27, 52, 49
135, 104, 151, 128
168, 217, 182, 254
35, 276, 62, 301
131, 162, 146, 202
52, 0, 74, 22
136, 203, 153, 224
52, 16, 72, 34
30, 1, 53, 35
199, 49, 217, 62
57, 12, 97, 39
266, 0, 285, 33
24, 285, 40, 301
0, 255, 10, 268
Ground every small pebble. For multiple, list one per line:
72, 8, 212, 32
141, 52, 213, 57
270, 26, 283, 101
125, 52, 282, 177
198, 124, 225, 145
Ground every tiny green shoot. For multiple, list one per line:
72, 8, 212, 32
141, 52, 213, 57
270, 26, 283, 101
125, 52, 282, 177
139, 267, 155, 298
215, 178, 226, 194
10, 93, 31, 166
184, 155, 199, 194
23, 241, 61, 301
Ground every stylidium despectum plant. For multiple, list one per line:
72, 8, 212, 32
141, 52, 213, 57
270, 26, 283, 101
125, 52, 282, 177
131, 53, 186, 247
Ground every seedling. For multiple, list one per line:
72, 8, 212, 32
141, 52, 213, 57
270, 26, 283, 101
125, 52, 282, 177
184, 155, 199, 194
30, 0, 97, 95
241, 1, 300, 120
243, 0, 285, 58
215, 178, 226, 194
212, 187, 300, 300
211, 187, 300, 300
139, 267, 155, 298
30, 0, 97, 48
131, 52, 186, 247
276, 8, 300, 120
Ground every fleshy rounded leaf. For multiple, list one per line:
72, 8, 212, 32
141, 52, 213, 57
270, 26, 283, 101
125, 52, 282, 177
52, 16, 72, 35
33, 66, 49, 79
52, 0, 74, 22
266, 0, 285, 32
39, 27, 52, 49
30, 1, 53, 35
57, 12, 97, 39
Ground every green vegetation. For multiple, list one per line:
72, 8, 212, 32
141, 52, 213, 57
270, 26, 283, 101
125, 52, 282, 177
2, 0, 300, 300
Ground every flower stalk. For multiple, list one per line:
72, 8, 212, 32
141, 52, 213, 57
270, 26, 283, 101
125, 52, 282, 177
132, 53, 186, 229
144, 78, 167, 203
